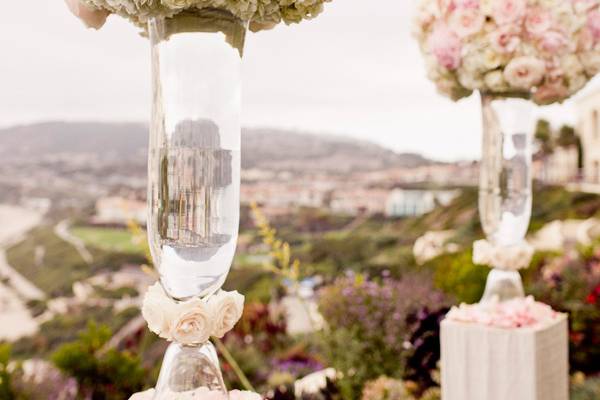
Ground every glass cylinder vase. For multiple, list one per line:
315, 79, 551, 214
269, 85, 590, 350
478, 93, 534, 302
147, 9, 247, 398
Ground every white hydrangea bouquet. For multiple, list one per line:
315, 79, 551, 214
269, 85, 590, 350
74, 0, 331, 31
414, 0, 600, 104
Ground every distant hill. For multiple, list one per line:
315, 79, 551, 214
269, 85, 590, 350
0, 122, 433, 173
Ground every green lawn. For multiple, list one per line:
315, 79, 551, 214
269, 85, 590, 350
6, 226, 88, 296
6, 225, 148, 297
70, 226, 145, 255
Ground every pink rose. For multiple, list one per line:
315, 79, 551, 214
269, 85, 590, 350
65, 0, 110, 29
503, 56, 546, 90
455, 0, 480, 9
491, 0, 527, 25
428, 24, 462, 70
449, 7, 485, 37
525, 7, 552, 36
587, 10, 600, 41
490, 26, 521, 53
539, 31, 570, 54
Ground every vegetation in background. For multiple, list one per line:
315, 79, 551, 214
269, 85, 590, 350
318, 274, 448, 399
0, 345, 15, 400
6, 225, 146, 296
3, 186, 600, 398
71, 226, 145, 255
52, 322, 146, 400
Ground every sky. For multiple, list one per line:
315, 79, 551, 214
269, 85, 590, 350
1, 1, 599, 161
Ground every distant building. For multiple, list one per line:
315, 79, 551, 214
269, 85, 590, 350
93, 197, 146, 226
534, 146, 579, 184
329, 188, 389, 215
577, 91, 600, 183
385, 189, 459, 217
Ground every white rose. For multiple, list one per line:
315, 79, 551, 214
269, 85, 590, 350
170, 299, 214, 344
580, 51, 600, 75
210, 291, 245, 338
503, 56, 546, 90
142, 283, 175, 339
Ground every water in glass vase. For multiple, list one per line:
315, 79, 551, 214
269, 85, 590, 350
479, 95, 533, 248
149, 122, 240, 300
479, 133, 532, 247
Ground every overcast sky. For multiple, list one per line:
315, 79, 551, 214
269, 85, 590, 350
1, 1, 599, 161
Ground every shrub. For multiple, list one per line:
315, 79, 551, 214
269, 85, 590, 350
318, 275, 447, 399
361, 377, 412, 400
52, 322, 147, 399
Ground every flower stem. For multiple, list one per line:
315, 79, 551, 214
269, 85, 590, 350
214, 337, 256, 393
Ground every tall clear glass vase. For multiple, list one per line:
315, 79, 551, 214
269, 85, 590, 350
147, 9, 246, 398
478, 93, 534, 302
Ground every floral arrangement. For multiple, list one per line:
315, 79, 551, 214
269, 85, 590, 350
76, 0, 332, 30
414, 0, 600, 104
472, 239, 534, 270
130, 388, 262, 399
446, 295, 561, 328
141, 282, 244, 344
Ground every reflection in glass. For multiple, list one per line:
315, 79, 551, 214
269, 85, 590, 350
479, 93, 534, 301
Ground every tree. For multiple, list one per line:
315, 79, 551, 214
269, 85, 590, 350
52, 322, 147, 400
535, 119, 554, 155
557, 125, 579, 147
0, 344, 15, 400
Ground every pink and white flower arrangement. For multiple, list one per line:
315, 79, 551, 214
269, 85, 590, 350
446, 295, 560, 329
130, 388, 262, 400
414, 0, 600, 104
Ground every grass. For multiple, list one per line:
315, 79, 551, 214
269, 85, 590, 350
6, 225, 148, 297
70, 226, 145, 255
6, 226, 88, 296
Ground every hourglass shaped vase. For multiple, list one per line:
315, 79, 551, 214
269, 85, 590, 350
478, 93, 534, 303
147, 9, 246, 398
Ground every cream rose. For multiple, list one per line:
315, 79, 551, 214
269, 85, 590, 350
472, 239, 534, 270
484, 70, 509, 92
170, 299, 214, 344
503, 56, 546, 89
142, 283, 175, 340
209, 291, 245, 339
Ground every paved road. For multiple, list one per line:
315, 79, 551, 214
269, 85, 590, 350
55, 219, 93, 264
0, 204, 45, 340
0, 205, 45, 301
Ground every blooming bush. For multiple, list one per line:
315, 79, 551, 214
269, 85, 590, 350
361, 377, 410, 400
527, 247, 600, 373
403, 307, 448, 392
414, 0, 600, 104
318, 274, 448, 399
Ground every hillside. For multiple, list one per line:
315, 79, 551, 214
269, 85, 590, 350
0, 122, 432, 173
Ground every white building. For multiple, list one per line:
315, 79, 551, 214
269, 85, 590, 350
385, 189, 459, 217
93, 196, 146, 225
535, 146, 579, 184
577, 90, 600, 184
